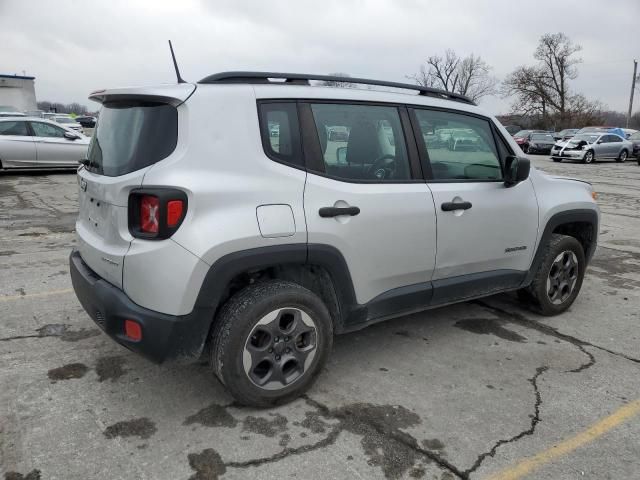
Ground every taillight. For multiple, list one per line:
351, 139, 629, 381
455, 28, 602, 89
140, 195, 159, 233
128, 188, 187, 240
166, 200, 184, 227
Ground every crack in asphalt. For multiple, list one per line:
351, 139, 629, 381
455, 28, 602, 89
0, 334, 42, 342
224, 424, 343, 469
464, 366, 548, 476
212, 396, 468, 479
0, 324, 100, 343
475, 300, 640, 365
302, 396, 468, 479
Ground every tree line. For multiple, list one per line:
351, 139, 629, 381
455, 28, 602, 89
325, 33, 639, 130
36, 101, 89, 115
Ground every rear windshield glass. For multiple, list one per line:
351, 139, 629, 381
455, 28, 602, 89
87, 100, 177, 176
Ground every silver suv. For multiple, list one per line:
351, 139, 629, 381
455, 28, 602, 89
70, 72, 599, 406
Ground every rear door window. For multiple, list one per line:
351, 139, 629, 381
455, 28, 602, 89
87, 100, 177, 177
309, 103, 411, 182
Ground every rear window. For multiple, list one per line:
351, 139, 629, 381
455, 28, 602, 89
87, 100, 177, 176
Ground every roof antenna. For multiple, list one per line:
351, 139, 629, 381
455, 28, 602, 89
168, 40, 186, 83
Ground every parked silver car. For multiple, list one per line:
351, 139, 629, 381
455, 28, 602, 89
0, 117, 89, 169
53, 114, 84, 132
551, 132, 633, 164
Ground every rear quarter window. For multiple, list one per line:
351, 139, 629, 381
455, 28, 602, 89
87, 101, 177, 177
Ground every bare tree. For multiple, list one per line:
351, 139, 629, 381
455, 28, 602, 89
534, 33, 582, 116
319, 72, 355, 88
502, 33, 586, 127
409, 50, 498, 102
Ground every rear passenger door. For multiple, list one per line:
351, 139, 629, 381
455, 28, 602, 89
605, 135, 623, 158
0, 120, 37, 168
301, 102, 437, 312
411, 108, 538, 304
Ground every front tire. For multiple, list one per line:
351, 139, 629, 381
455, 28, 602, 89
617, 149, 628, 163
552, 157, 562, 163
520, 234, 586, 316
210, 280, 333, 407
583, 150, 595, 164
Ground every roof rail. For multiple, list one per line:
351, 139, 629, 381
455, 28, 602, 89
198, 71, 476, 105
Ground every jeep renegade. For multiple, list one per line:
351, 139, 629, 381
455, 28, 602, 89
70, 72, 599, 406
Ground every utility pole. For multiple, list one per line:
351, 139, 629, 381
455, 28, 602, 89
628, 59, 638, 128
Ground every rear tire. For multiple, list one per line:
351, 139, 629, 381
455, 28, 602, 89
520, 234, 586, 316
552, 158, 562, 163
210, 280, 333, 407
616, 149, 628, 163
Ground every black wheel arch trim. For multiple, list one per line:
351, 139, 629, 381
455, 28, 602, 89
522, 208, 598, 287
193, 244, 357, 330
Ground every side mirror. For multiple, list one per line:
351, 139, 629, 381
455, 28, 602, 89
504, 155, 530, 187
64, 131, 80, 140
336, 146, 347, 164
596, 140, 603, 144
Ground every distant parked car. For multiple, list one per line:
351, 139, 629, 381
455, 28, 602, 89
523, 132, 556, 154
553, 129, 578, 141
74, 116, 97, 128
622, 128, 638, 139
551, 132, 632, 164
576, 126, 626, 139
513, 130, 549, 151
0, 117, 89, 169
53, 115, 83, 132
627, 131, 640, 160
328, 126, 349, 141
503, 124, 522, 135
0, 111, 25, 118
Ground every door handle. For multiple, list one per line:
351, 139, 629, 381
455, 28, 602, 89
319, 206, 360, 217
441, 201, 472, 212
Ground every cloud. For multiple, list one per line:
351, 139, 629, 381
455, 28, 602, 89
0, 0, 638, 114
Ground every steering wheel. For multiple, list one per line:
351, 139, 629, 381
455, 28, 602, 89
367, 154, 396, 180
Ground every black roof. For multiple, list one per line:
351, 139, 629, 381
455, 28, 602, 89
198, 71, 475, 105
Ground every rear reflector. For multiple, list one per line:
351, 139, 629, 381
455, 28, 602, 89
124, 320, 142, 341
140, 195, 159, 233
167, 200, 184, 227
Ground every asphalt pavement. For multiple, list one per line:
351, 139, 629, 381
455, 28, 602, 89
1, 156, 639, 480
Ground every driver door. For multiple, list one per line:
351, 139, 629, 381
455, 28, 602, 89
302, 102, 437, 310
411, 108, 538, 304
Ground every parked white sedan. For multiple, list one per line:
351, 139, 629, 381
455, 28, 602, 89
0, 117, 89, 169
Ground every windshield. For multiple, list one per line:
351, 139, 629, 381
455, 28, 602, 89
571, 134, 599, 143
531, 134, 554, 141
513, 130, 529, 138
629, 132, 640, 141
87, 100, 177, 177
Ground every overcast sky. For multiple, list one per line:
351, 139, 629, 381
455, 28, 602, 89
1, 0, 638, 114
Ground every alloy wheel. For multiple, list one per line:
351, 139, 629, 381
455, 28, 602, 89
242, 307, 318, 391
546, 251, 579, 305
584, 151, 593, 163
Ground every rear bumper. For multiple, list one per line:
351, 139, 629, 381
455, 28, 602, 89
69, 250, 213, 363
